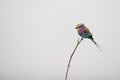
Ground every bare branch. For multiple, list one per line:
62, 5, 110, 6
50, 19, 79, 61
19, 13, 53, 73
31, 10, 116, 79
65, 38, 83, 80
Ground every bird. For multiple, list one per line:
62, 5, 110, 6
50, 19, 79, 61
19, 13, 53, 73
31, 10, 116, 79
75, 23, 102, 51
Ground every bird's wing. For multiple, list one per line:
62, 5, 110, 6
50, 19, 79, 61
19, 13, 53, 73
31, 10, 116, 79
85, 27, 90, 32
85, 27, 92, 35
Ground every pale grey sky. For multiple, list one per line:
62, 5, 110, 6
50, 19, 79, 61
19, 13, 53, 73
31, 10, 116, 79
0, 0, 120, 80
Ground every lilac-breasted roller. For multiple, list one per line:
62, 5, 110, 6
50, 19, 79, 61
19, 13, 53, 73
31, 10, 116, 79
75, 23, 102, 51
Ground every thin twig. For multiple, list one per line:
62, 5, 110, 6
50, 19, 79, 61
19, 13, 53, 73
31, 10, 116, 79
65, 38, 83, 80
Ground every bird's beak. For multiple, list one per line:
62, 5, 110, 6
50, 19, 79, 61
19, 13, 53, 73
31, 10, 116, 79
75, 27, 78, 29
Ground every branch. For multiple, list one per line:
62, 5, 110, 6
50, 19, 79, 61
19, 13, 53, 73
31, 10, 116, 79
65, 38, 83, 80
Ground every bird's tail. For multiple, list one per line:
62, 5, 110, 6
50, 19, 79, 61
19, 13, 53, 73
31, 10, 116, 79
91, 39, 102, 52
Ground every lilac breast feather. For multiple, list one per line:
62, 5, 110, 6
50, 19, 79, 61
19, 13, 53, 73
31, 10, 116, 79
77, 27, 85, 36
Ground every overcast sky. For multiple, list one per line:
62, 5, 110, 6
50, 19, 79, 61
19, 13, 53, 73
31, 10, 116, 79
0, 0, 120, 80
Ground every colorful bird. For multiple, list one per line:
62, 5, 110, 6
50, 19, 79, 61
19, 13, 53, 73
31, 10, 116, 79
75, 23, 102, 51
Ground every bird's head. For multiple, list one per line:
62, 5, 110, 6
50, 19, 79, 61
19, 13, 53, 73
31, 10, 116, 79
75, 23, 85, 29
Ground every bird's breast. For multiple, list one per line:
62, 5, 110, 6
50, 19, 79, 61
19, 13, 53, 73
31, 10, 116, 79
77, 27, 85, 36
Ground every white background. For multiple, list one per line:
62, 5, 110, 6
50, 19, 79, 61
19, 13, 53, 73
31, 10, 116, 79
0, 0, 120, 80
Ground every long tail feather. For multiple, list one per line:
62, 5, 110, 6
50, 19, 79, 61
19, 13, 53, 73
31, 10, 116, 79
91, 39, 102, 52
